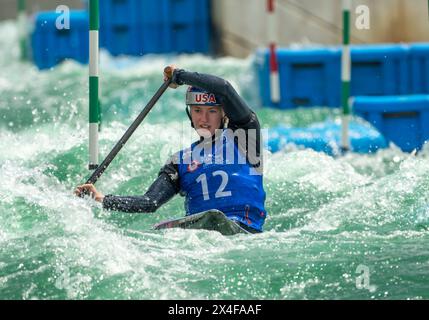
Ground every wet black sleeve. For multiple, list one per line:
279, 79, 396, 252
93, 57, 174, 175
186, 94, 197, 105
102, 161, 180, 213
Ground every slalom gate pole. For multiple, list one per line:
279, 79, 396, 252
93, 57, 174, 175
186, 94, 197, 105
89, 0, 100, 170
341, 0, 351, 152
17, 0, 28, 61
267, 0, 280, 104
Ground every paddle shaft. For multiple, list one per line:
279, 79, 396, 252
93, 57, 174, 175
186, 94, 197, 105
85, 77, 172, 185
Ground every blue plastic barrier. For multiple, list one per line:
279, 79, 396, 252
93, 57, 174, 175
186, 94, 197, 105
100, 0, 209, 27
256, 47, 341, 109
166, 21, 210, 53
267, 120, 388, 156
351, 44, 409, 96
256, 44, 410, 109
409, 44, 429, 94
165, 0, 210, 24
103, 25, 147, 56
353, 95, 429, 152
99, 0, 210, 55
32, 11, 89, 70
103, 22, 209, 56
100, 0, 144, 28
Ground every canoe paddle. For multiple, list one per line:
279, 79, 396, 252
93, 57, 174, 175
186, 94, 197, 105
79, 66, 173, 195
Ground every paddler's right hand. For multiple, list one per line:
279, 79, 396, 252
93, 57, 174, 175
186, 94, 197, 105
74, 184, 105, 203
163, 65, 179, 89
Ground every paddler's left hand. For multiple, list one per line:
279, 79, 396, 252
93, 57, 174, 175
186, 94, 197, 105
74, 184, 105, 203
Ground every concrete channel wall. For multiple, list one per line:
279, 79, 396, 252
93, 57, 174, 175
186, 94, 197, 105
1, 0, 428, 58
211, 0, 429, 57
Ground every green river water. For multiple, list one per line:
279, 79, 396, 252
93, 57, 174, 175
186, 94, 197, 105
1, 21, 429, 300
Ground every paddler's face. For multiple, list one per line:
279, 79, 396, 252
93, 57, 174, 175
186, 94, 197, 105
190, 105, 223, 138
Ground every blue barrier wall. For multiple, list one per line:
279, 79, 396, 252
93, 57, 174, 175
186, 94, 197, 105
257, 48, 341, 108
409, 44, 429, 94
351, 45, 409, 96
99, 0, 211, 56
353, 95, 429, 152
267, 120, 388, 156
256, 44, 429, 109
32, 11, 89, 70
31, 1, 211, 69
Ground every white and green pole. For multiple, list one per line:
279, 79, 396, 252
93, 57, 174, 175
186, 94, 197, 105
341, 0, 351, 152
17, 0, 28, 61
89, 0, 100, 170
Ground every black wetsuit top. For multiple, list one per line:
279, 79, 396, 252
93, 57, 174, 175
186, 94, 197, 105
103, 69, 262, 219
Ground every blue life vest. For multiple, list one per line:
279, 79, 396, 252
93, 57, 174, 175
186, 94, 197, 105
177, 130, 267, 231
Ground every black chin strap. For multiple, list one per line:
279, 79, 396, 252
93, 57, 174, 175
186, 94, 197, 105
185, 106, 195, 128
